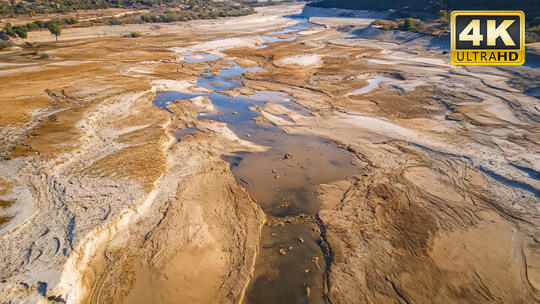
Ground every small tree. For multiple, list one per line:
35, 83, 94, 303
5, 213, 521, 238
47, 23, 61, 41
402, 18, 414, 30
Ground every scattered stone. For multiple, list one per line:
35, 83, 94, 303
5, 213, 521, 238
272, 169, 278, 173
271, 232, 277, 237
274, 175, 280, 179
312, 256, 320, 268
233, 111, 238, 115
283, 153, 293, 159
306, 286, 311, 297
279, 202, 289, 208
298, 237, 304, 243
304, 269, 310, 273
279, 249, 287, 256
243, 132, 250, 137
288, 245, 293, 250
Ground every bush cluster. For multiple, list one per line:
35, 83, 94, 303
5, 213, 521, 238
0, 0, 256, 16
526, 17, 540, 43
373, 17, 438, 35
139, 6, 253, 24
1, 18, 77, 39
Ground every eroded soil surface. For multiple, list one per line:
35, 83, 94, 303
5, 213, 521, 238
0, 3, 539, 304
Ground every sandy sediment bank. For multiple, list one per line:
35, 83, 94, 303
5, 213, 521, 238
0, 3, 539, 304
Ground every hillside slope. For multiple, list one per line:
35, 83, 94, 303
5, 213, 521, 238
0, 0, 236, 16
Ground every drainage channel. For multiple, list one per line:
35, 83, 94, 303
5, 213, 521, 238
152, 20, 358, 302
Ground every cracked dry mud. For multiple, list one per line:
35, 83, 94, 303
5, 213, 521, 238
1, 3, 539, 304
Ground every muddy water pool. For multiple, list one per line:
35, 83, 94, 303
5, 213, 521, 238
153, 24, 359, 302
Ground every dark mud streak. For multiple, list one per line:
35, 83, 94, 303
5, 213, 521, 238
398, 141, 537, 225
405, 141, 540, 198
479, 166, 540, 198
432, 96, 456, 112
66, 217, 75, 250
24, 242, 34, 266
33, 249, 43, 262
390, 281, 411, 304
143, 202, 171, 242
473, 270, 495, 301
47, 295, 67, 303
40, 228, 50, 237
53, 237, 60, 254
315, 213, 334, 304
406, 142, 473, 164
477, 88, 540, 123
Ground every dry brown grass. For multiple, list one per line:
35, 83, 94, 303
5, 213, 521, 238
0, 178, 15, 196
0, 96, 49, 126
89, 142, 167, 191
7, 106, 87, 158
0, 199, 14, 207
349, 85, 446, 117
0, 216, 12, 226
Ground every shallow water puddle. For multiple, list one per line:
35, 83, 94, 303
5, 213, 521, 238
174, 126, 200, 141
197, 62, 261, 92
181, 51, 220, 63
348, 75, 394, 95
152, 36, 359, 303
252, 44, 269, 49
261, 35, 298, 43
269, 18, 322, 35
228, 130, 360, 304
526, 86, 540, 99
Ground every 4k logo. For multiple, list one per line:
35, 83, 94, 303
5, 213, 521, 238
451, 11, 525, 65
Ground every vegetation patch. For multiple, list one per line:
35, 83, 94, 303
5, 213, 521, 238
311, 0, 540, 42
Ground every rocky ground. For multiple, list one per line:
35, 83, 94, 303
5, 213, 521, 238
0, 3, 539, 304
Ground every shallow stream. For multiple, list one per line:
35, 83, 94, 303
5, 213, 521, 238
152, 21, 361, 302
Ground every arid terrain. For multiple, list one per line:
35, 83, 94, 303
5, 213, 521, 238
0, 3, 539, 304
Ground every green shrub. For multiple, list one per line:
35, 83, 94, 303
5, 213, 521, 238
33, 20, 46, 28
25, 22, 40, 31
63, 17, 78, 25
400, 18, 414, 30
437, 10, 450, 23
2, 23, 17, 38
13, 25, 28, 38
373, 19, 398, 30
141, 15, 152, 23
130, 32, 141, 38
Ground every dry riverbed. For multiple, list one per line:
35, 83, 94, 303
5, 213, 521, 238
1, 3, 539, 304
